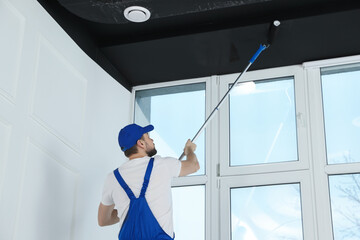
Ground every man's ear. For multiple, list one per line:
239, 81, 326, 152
136, 139, 145, 149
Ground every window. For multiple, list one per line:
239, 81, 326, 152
329, 174, 360, 239
134, 83, 206, 174
219, 66, 311, 240
321, 63, 360, 164
172, 185, 205, 239
220, 171, 312, 240
318, 63, 360, 240
231, 184, 303, 240
229, 78, 298, 166
132, 57, 360, 240
219, 66, 308, 176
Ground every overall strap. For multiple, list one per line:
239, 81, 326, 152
139, 158, 154, 197
113, 169, 136, 200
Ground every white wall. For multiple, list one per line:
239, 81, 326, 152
0, 0, 131, 239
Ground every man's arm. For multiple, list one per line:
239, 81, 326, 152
179, 139, 200, 177
98, 203, 120, 226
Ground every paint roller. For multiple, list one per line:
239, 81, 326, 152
179, 20, 281, 160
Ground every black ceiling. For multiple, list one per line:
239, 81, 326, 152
38, 0, 360, 91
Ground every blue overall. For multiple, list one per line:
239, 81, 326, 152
113, 158, 175, 240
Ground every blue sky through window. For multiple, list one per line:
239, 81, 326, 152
321, 65, 360, 164
329, 174, 360, 240
229, 78, 298, 166
231, 184, 303, 240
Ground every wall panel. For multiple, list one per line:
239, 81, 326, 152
14, 141, 78, 240
0, 118, 12, 200
31, 37, 87, 152
0, 0, 25, 102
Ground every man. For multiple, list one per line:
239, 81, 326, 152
98, 123, 199, 239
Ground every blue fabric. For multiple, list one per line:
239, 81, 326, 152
113, 158, 174, 240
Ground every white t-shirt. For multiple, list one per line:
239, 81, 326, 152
101, 155, 181, 237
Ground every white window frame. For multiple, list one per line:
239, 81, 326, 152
218, 65, 310, 176
219, 170, 316, 240
305, 54, 360, 240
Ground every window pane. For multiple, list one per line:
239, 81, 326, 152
231, 184, 303, 240
329, 174, 360, 240
135, 83, 206, 175
229, 78, 298, 166
321, 64, 360, 164
172, 185, 205, 240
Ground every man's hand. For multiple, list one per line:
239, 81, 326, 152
179, 139, 199, 177
184, 139, 196, 155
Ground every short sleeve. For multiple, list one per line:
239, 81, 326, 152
101, 173, 115, 206
165, 157, 182, 177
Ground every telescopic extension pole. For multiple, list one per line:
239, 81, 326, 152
179, 20, 280, 160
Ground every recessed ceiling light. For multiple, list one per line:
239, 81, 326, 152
124, 6, 151, 23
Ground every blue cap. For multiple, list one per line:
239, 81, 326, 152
118, 124, 154, 151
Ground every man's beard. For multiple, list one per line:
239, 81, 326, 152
146, 147, 157, 157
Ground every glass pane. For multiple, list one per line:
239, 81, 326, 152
229, 78, 298, 166
329, 174, 360, 240
172, 185, 205, 240
135, 83, 206, 175
231, 184, 303, 240
321, 64, 360, 164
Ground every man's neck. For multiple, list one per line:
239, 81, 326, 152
129, 152, 147, 160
